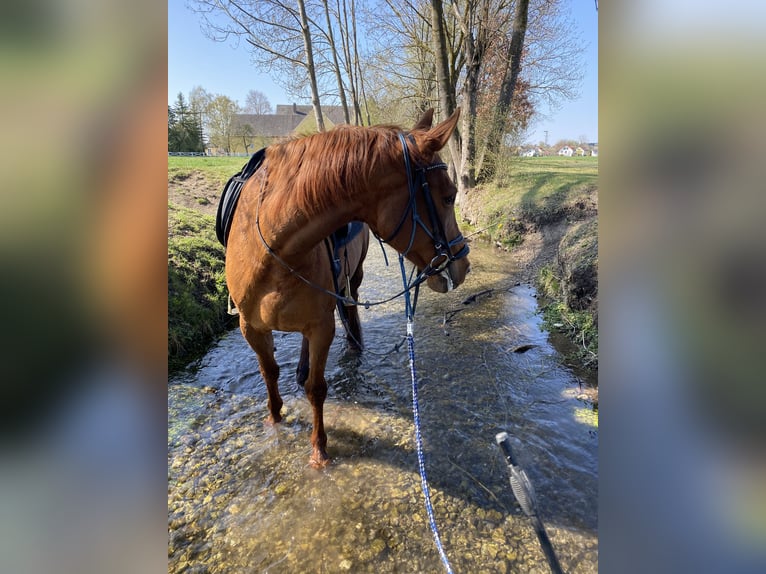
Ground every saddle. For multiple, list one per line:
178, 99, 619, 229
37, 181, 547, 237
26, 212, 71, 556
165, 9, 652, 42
215, 147, 266, 247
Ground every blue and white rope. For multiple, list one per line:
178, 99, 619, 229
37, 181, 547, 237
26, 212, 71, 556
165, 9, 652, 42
400, 255, 454, 574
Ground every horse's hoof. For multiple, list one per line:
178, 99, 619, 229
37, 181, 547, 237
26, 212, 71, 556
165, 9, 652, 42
265, 413, 283, 426
310, 451, 330, 469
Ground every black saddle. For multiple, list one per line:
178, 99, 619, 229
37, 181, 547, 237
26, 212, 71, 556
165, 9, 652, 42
215, 148, 266, 246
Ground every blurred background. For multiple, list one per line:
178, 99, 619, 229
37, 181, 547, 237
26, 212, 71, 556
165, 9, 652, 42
601, 1, 766, 572
0, 0, 764, 572
0, 0, 166, 572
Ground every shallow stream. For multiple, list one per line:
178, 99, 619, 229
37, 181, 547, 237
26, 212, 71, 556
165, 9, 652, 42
168, 240, 598, 573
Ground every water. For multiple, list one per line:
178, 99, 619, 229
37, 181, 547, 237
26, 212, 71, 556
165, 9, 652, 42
168, 241, 598, 573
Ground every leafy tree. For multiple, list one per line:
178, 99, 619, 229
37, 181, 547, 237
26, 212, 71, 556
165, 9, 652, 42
366, 0, 583, 195
205, 95, 240, 153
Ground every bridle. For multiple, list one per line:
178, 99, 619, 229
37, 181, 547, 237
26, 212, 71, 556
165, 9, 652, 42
377, 133, 470, 284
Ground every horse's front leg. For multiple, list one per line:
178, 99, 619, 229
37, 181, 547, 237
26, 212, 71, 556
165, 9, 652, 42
240, 319, 282, 423
304, 316, 335, 467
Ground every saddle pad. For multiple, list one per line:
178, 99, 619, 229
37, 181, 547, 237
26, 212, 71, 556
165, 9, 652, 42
215, 147, 266, 246
330, 221, 366, 250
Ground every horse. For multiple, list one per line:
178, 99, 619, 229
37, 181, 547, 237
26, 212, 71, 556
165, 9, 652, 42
225, 108, 471, 467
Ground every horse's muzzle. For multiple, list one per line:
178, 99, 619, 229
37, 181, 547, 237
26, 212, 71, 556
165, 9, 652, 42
425, 260, 470, 293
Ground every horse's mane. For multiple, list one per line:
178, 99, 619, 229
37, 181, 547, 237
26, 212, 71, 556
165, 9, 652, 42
264, 123, 417, 217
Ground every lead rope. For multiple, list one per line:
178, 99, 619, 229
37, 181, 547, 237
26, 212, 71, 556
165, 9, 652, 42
399, 254, 454, 574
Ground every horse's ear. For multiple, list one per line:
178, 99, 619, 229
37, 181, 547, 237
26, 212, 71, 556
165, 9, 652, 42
421, 108, 461, 154
412, 108, 435, 131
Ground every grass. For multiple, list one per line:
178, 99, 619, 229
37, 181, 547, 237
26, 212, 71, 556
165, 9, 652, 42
168, 156, 250, 187
168, 203, 233, 373
476, 156, 598, 231
538, 265, 599, 368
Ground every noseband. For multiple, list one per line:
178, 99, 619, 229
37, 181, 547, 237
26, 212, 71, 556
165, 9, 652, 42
378, 133, 470, 278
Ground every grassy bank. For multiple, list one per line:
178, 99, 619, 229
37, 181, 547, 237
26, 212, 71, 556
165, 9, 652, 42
168, 200, 234, 373
463, 157, 597, 242
168, 157, 251, 374
462, 156, 598, 372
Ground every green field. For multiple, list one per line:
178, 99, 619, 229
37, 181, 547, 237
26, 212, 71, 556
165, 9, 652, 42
480, 156, 598, 226
168, 156, 249, 186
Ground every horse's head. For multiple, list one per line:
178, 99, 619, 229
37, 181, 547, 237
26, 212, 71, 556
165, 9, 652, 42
376, 108, 471, 293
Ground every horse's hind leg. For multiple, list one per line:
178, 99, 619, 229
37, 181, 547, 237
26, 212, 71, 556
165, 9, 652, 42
296, 336, 309, 387
240, 319, 283, 423
344, 262, 365, 350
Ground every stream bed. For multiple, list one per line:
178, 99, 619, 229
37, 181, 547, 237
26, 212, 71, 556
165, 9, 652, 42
168, 240, 598, 573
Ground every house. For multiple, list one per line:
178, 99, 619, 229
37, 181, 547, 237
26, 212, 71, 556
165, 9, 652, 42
575, 146, 587, 157
590, 148, 598, 157
519, 148, 537, 157
228, 103, 348, 153
558, 146, 574, 157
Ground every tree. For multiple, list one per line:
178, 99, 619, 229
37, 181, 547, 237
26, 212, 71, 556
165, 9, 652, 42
187, 85, 213, 144
430, 0, 461, 179
239, 123, 255, 153
168, 92, 204, 153
191, 0, 373, 129
321, 0, 350, 123
476, 0, 530, 182
367, 0, 582, 197
205, 95, 240, 152
244, 90, 273, 114
296, 0, 325, 130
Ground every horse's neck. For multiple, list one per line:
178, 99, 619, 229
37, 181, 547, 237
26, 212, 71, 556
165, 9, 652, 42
262, 188, 366, 260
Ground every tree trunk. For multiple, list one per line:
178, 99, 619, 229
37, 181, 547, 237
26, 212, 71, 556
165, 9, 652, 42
322, 0, 350, 124
297, 0, 325, 132
477, 0, 529, 182
460, 59, 479, 192
344, 0, 361, 125
430, 0, 462, 193
350, 0, 369, 125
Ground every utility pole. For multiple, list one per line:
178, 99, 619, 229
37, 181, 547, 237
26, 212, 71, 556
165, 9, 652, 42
544, 130, 549, 146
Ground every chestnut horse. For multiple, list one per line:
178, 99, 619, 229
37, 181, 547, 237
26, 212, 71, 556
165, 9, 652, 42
225, 108, 470, 466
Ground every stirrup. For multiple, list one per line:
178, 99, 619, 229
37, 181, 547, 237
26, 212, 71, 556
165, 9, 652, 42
343, 277, 354, 307
227, 294, 239, 316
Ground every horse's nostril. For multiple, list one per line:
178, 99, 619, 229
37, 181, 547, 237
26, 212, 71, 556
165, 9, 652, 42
466, 264, 472, 275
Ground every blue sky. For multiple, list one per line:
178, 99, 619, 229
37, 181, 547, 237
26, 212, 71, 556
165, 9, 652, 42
169, 0, 597, 144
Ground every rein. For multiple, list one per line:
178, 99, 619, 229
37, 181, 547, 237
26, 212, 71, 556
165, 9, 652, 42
399, 253, 454, 574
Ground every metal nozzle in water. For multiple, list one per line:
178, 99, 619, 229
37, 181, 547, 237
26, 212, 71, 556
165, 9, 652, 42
495, 431, 564, 574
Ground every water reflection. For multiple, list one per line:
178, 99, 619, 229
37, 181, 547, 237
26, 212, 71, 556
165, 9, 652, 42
169, 241, 598, 573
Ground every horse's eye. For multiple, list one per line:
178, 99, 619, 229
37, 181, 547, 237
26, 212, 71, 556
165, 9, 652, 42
444, 194, 456, 206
